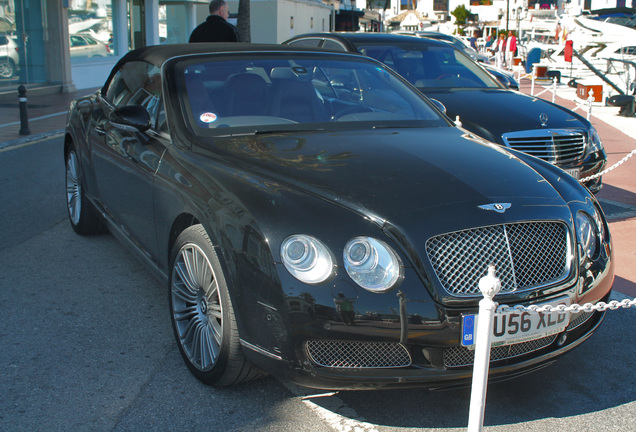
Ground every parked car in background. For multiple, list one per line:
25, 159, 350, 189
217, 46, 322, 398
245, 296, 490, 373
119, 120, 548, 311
394, 30, 490, 62
65, 43, 613, 390
392, 30, 519, 89
283, 33, 607, 193
70, 33, 111, 59
0, 34, 19, 78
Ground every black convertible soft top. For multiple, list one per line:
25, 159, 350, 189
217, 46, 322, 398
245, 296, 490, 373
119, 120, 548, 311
120, 42, 334, 66
101, 42, 342, 95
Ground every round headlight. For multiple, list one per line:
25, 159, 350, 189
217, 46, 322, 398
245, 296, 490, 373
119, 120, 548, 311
344, 237, 402, 292
576, 212, 598, 260
281, 235, 335, 284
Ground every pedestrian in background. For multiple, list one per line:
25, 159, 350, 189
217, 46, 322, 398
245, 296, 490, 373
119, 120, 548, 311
189, 0, 240, 43
505, 30, 517, 70
494, 33, 506, 69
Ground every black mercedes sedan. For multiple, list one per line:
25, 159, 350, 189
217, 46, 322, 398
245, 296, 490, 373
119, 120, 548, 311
65, 43, 614, 390
283, 33, 607, 193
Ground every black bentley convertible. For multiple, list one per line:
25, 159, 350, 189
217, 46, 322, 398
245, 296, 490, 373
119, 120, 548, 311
64, 43, 614, 390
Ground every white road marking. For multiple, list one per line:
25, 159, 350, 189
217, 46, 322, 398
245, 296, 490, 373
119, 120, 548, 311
286, 384, 379, 432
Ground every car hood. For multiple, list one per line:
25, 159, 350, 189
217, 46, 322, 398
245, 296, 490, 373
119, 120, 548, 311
423, 89, 589, 144
197, 127, 572, 250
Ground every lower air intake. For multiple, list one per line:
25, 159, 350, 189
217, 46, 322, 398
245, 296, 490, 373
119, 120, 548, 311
306, 340, 412, 368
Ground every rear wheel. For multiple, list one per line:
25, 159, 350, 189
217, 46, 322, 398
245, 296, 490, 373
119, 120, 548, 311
0, 58, 15, 78
169, 225, 264, 386
65, 145, 104, 235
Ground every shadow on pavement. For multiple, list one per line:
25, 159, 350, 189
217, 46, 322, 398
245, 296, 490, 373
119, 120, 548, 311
310, 308, 634, 429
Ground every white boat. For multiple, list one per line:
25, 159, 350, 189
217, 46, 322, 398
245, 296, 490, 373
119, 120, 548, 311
518, 15, 636, 96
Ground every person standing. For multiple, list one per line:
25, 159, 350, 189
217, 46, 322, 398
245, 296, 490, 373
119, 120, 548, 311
189, 0, 240, 43
505, 30, 517, 70
494, 33, 506, 69
469, 34, 478, 51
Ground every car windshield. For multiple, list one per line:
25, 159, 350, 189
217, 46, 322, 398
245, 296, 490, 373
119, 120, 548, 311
356, 44, 501, 90
177, 54, 447, 135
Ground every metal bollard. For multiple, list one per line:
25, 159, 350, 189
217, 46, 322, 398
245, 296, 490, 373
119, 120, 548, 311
587, 89, 594, 121
552, 77, 557, 103
467, 265, 502, 432
531, 68, 536, 96
18, 85, 31, 136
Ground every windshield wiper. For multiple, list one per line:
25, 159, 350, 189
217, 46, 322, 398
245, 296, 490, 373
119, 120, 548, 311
254, 127, 325, 136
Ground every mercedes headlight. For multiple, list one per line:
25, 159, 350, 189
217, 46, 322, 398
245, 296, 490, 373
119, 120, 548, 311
344, 237, 402, 292
281, 235, 335, 284
575, 211, 598, 261
588, 127, 604, 153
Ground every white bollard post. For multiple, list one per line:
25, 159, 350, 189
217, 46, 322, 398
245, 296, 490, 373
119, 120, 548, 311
467, 265, 502, 432
552, 77, 557, 103
587, 89, 594, 120
531, 67, 536, 96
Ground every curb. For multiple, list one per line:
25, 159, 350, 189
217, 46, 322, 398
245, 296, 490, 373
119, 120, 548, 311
0, 129, 65, 152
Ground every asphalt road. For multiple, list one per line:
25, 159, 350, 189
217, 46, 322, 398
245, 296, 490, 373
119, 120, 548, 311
1, 137, 634, 432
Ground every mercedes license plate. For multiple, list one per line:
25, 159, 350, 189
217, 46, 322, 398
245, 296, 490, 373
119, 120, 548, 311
461, 297, 571, 349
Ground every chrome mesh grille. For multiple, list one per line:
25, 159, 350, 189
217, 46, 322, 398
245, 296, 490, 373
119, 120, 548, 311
444, 334, 557, 367
566, 310, 594, 331
426, 222, 570, 296
306, 340, 412, 368
502, 130, 586, 164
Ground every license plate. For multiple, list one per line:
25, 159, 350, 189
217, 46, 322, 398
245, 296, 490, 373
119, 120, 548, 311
461, 298, 571, 349
565, 168, 580, 179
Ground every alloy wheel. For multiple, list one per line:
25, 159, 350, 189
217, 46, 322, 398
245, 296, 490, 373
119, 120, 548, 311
66, 151, 81, 226
171, 243, 223, 371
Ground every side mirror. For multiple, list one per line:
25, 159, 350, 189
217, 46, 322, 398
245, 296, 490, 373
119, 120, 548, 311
496, 74, 520, 90
110, 105, 151, 132
429, 98, 447, 114
494, 74, 511, 87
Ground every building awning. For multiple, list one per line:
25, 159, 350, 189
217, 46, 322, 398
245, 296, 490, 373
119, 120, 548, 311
336, 9, 365, 18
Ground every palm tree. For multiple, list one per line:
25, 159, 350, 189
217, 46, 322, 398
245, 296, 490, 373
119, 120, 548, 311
237, 0, 251, 42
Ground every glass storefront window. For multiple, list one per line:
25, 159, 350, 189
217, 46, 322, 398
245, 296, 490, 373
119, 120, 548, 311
68, 0, 115, 63
0, 0, 19, 86
159, 3, 190, 44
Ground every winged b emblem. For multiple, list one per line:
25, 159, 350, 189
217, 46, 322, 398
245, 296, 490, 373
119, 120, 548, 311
478, 203, 512, 213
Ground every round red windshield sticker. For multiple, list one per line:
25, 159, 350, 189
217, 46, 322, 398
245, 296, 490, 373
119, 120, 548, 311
200, 112, 217, 123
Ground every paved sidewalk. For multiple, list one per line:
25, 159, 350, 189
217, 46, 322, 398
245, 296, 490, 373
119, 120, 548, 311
1, 80, 634, 298
0, 87, 99, 151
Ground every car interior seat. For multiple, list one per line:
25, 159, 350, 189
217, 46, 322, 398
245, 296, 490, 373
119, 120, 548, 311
269, 67, 328, 123
393, 56, 426, 84
224, 73, 270, 116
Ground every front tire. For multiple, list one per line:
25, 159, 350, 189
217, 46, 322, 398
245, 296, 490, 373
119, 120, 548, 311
65, 144, 103, 235
169, 225, 263, 386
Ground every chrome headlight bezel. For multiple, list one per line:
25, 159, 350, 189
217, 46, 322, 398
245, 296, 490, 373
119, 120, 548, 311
588, 127, 604, 154
575, 211, 599, 262
343, 236, 403, 293
280, 234, 335, 285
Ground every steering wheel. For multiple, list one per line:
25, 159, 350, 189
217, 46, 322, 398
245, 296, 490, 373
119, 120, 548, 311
333, 105, 374, 120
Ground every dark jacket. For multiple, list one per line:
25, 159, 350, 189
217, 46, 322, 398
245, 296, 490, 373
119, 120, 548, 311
189, 15, 240, 43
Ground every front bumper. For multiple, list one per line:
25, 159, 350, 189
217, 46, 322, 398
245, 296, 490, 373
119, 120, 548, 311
242, 284, 612, 390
